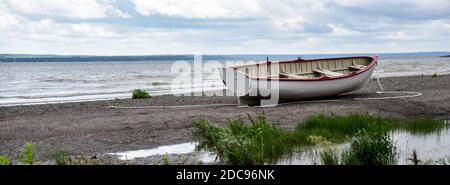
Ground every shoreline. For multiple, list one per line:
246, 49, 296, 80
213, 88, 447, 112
1, 73, 450, 108
0, 74, 449, 162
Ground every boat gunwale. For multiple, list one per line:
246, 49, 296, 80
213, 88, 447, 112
227, 56, 377, 81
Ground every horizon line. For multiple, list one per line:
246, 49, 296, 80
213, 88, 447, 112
1, 51, 450, 57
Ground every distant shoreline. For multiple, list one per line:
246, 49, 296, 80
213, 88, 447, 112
1, 52, 450, 62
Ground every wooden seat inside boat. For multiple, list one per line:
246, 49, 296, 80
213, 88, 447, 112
313, 67, 342, 77
279, 70, 305, 78
349, 64, 366, 71
349, 60, 367, 71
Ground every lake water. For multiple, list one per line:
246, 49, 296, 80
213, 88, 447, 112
1, 56, 450, 106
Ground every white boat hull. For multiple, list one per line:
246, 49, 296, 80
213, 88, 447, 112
248, 65, 374, 99
219, 56, 377, 105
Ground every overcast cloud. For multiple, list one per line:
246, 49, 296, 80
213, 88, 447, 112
0, 0, 449, 55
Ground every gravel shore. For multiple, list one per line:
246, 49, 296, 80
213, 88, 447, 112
0, 74, 449, 164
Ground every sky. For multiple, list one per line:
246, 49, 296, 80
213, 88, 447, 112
0, 0, 449, 55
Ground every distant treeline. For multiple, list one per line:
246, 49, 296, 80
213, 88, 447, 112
0, 55, 304, 62
1, 52, 449, 62
0, 55, 195, 62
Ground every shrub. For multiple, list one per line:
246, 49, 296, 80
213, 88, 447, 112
193, 113, 298, 165
0, 156, 9, 165
309, 136, 340, 165
132, 89, 151, 99
162, 155, 169, 165
49, 150, 71, 165
320, 149, 340, 165
341, 128, 398, 165
20, 143, 36, 165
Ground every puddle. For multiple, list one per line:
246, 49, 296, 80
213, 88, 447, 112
395, 129, 450, 164
276, 151, 317, 165
276, 143, 351, 165
111, 142, 197, 160
198, 152, 218, 163
110, 126, 450, 164
110, 142, 217, 162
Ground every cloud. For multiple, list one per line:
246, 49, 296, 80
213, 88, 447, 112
1, 0, 130, 19
130, 0, 336, 34
131, 0, 261, 19
0, 0, 449, 55
333, 0, 450, 20
0, 4, 19, 30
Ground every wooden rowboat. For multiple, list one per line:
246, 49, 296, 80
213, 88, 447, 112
219, 56, 378, 105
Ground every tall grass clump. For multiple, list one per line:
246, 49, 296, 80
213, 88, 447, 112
49, 150, 71, 165
298, 114, 448, 138
193, 113, 302, 164
0, 156, 9, 165
319, 149, 340, 165
20, 143, 36, 165
309, 136, 340, 165
162, 155, 169, 165
297, 114, 395, 142
132, 89, 151, 99
398, 116, 449, 134
341, 127, 398, 165
315, 125, 398, 165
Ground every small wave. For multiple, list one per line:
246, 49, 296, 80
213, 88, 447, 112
39, 77, 109, 83
150, 81, 170, 86
3, 91, 134, 99
134, 73, 175, 79
39, 77, 72, 83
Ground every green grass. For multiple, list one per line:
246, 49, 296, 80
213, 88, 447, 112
193, 113, 448, 165
341, 129, 397, 165
398, 116, 448, 134
297, 114, 388, 141
320, 149, 340, 165
162, 155, 169, 165
310, 136, 340, 165
298, 114, 446, 137
49, 150, 71, 165
132, 89, 151, 99
20, 143, 35, 165
318, 129, 398, 165
0, 156, 9, 165
193, 113, 299, 164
